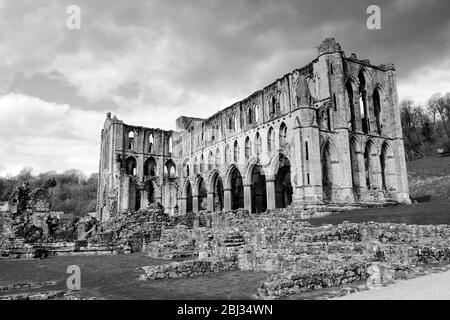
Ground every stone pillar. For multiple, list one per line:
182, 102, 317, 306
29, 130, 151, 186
179, 197, 187, 214
122, 177, 130, 210
207, 192, 214, 212
244, 184, 252, 213
141, 190, 148, 209
334, 129, 356, 203
224, 188, 232, 212
193, 196, 199, 213
266, 179, 276, 210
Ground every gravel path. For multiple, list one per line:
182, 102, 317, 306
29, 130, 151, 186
333, 270, 450, 300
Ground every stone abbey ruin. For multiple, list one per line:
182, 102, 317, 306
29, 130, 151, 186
97, 38, 410, 220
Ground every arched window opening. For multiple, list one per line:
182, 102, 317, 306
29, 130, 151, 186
270, 95, 277, 115
364, 143, 371, 189
248, 107, 253, 125
186, 181, 193, 213
321, 142, 333, 202
255, 133, 262, 157
125, 157, 137, 176
327, 107, 332, 131
230, 167, 244, 210
128, 131, 135, 150
208, 151, 214, 170
346, 81, 356, 132
373, 89, 382, 135
279, 123, 287, 147
198, 178, 208, 211
234, 114, 239, 131
254, 104, 259, 123
245, 137, 252, 161
186, 164, 190, 177
233, 141, 239, 163
275, 154, 292, 208
359, 71, 369, 134
267, 127, 274, 153
251, 165, 267, 213
225, 144, 231, 163
144, 157, 157, 177
148, 134, 154, 153
200, 154, 205, 172
194, 157, 198, 175
168, 136, 173, 153
349, 138, 360, 196
215, 148, 221, 168
164, 160, 176, 179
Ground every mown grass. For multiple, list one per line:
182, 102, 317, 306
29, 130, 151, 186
409, 175, 450, 200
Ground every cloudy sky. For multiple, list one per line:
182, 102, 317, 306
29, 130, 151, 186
0, 0, 449, 177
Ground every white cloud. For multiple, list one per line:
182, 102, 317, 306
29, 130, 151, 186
0, 93, 104, 176
398, 58, 450, 105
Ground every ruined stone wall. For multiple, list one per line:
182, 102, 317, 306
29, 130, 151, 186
97, 38, 410, 221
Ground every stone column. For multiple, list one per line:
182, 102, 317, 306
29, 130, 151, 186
179, 197, 187, 215
223, 188, 232, 212
244, 184, 252, 213
207, 192, 214, 212
193, 196, 199, 213
122, 177, 130, 210
266, 179, 276, 210
141, 190, 148, 209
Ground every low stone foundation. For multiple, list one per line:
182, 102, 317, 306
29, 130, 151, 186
0, 240, 121, 259
138, 256, 238, 281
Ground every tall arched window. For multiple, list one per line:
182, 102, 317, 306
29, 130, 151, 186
225, 144, 231, 163
200, 154, 205, 172
373, 88, 382, 135
346, 81, 356, 131
144, 157, 157, 177
248, 107, 253, 125
208, 151, 213, 170
270, 95, 276, 115
194, 157, 198, 175
255, 133, 262, 157
164, 160, 176, 179
267, 127, 274, 153
215, 148, 221, 168
364, 142, 372, 189
359, 71, 369, 134
168, 136, 173, 153
233, 141, 239, 163
128, 131, 135, 150
125, 156, 137, 175
254, 104, 259, 123
148, 133, 154, 153
245, 137, 251, 161
279, 123, 287, 147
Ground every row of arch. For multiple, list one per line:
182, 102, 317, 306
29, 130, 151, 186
182, 153, 293, 214
188, 122, 289, 176
125, 156, 176, 179
126, 131, 173, 153
345, 69, 383, 135
321, 136, 396, 202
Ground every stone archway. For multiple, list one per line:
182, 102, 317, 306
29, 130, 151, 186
274, 154, 293, 208
229, 166, 244, 210
197, 177, 207, 211
209, 172, 224, 212
321, 140, 337, 203
185, 181, 193, 213
251, 164, 267, 213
